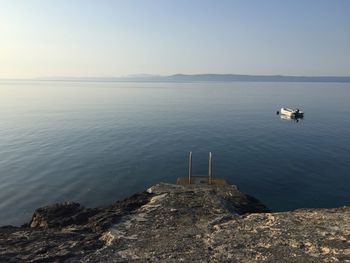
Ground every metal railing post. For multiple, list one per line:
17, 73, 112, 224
188, 152, 192, 184
208, 152, 212, 184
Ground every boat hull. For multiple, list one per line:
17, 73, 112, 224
280, 108, 304, 118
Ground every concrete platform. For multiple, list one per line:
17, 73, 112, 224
176, 176, 228, 186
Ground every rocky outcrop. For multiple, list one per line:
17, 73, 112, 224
0, 191, 153, 262
1, 183, 349, 262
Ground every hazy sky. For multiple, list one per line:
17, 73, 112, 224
1, 0, 349, 78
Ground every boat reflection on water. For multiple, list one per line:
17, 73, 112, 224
280, 114, 304, 122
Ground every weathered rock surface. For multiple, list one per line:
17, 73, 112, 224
1, 183, 349, 262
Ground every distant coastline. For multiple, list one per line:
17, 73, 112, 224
2, 74, 350, 83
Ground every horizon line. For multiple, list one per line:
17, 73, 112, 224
1, 73, 350, 81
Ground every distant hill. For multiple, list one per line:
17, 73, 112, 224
162, 74, 350, 83
32, 74, 350, 83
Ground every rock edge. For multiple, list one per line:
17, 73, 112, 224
1, 183, 349, 262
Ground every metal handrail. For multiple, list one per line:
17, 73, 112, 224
188, 152, 213, 184
208, 152, 212, 184
188, 152, 192, 184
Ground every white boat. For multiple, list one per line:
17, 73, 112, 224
280, 108, 304, 117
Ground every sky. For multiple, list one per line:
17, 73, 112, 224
0, 0, 349, 78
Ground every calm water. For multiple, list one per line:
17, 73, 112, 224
1, 81, 350, 225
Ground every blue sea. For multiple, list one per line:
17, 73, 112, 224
1, 81, 350, 226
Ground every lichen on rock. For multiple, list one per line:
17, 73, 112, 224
1, 183, 350, 262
